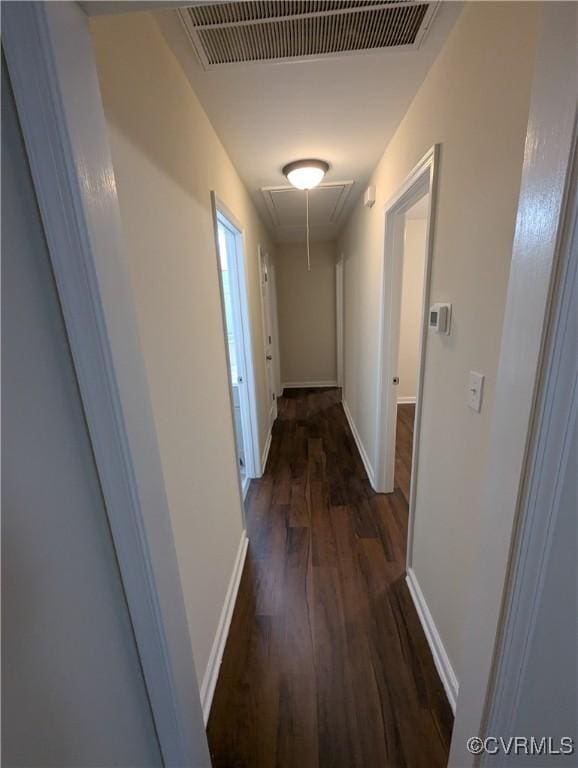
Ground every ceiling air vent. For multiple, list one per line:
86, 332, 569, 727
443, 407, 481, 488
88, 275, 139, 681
178, 1, 441, 69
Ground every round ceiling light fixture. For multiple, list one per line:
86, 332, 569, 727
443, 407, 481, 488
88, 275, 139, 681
282, 159, 329, 190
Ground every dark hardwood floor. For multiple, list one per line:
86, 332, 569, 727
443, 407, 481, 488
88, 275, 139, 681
207, 389, 452, 768
395, 403, 416, 506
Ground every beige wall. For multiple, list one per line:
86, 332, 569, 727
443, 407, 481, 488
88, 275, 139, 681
338, 2, 540, 681
276, 241, 337, 385
398, 217, 427, 401
90, 12, 276, 683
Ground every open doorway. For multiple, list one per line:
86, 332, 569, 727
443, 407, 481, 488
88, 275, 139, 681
375, 146, 437, 564
395, 194, 429, 503
214, 198, 260, 498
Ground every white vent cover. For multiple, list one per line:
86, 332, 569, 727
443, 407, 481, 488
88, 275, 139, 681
179, 1, 441, 69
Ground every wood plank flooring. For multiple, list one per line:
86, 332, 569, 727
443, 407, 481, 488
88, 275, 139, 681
207, 389, 452, 768
395, 404, 416, 505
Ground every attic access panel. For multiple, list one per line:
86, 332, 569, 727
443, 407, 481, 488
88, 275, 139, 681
179, 1, 441, 69
261, 181, 354, 230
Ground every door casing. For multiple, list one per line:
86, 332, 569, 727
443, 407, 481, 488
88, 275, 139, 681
374, 145, 439, 575
212, 192, 262, 488
259, 245, 278, 428
2, 3, 211, 764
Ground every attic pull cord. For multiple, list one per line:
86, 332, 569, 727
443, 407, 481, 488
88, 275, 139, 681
306, 188, 311, 272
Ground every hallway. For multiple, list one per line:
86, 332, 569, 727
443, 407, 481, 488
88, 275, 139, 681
207, 389, 452, 767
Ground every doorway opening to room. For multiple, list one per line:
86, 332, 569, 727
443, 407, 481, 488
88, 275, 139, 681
395, 194, 430, 504
375, 147, 437, 566
214, 197, 260, 499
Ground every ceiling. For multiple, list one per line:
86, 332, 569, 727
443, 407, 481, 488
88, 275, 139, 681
156, 3, 461, 242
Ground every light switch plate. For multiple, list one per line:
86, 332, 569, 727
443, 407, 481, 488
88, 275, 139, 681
468, 371, 484, 412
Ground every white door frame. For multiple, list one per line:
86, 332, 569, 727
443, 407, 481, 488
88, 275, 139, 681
2, 3, 210, 765
374, 147, 438, 544
336, 255, 344, 388
449, 4, 577, 763
212, 193, 261, 488
258, 245, 278, 427
483, 135, 577, 751
214, 209, 255, 497
269, 259, 283, 398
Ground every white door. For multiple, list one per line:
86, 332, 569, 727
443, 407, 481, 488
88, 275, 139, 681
336, 256, 344, 387
269, 261, 282, 398
260, 249, 277, 424
217, 212, 258, 490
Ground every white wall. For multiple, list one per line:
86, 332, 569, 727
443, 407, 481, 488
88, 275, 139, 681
338, 1, 540, 682
397, 217, 428, 402
90, 12, 276, 684
276, 241, 338, 386
1, 63, 161, 767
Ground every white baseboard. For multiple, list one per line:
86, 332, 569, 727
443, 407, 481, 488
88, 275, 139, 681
406, 568, 459, 713
341, 399, 376, 488
397, 396, 417, 405
200, 531, 249, 724
282, 380, 338, 389
260, 427, 272, 475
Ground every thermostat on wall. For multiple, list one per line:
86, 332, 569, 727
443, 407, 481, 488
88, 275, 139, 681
428, 303, 452, 334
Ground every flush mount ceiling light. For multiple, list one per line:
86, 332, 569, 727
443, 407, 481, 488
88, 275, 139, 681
282, 159, 329, 190
283, 159, 330, 271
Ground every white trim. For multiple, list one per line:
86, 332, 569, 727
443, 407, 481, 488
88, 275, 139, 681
261, 427, 273, 474
336, 255, 344, 387
200, 532, 249, 725
82, 0, 194, 14
241, 474, 251, 500
374, 145, 439, 576
2, 4, 210, 765
449, 5, 577, 764
342, 399, 376, 487
258, 245, 278, 427
269, 260, 283, 398
406, 568, 459, 713
282, 380, 339, 389
212, 192, 261, 485
484, 137, 577, 746
397, 396, 417, 405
